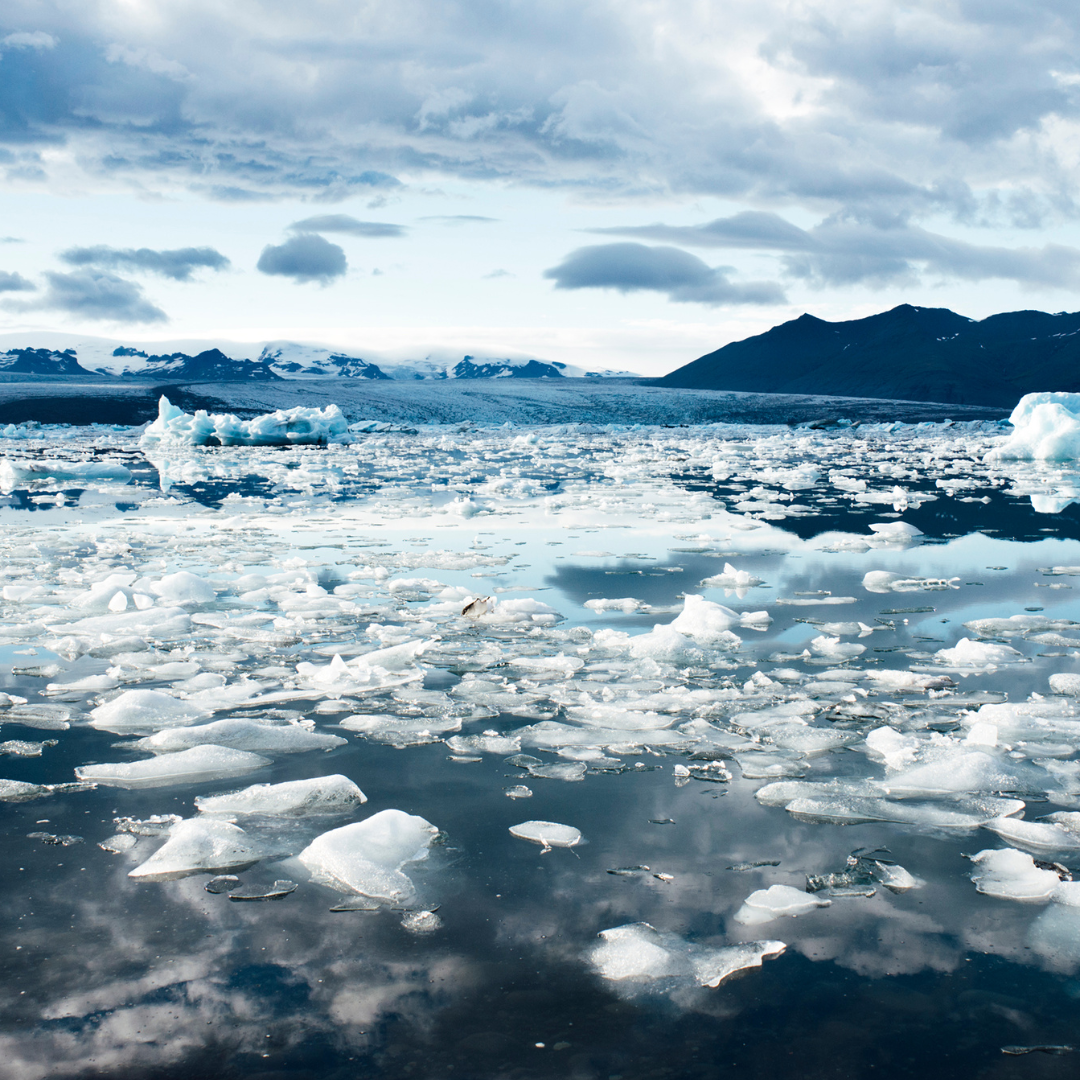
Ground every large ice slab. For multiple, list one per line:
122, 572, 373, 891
297, 809, 439, 903
129, 818, 264, 880
140, 395, 349, 447
195, 774, 366, 816
89, 689, 211, 734
75, 745, 271, 787
134, 718, 346, 754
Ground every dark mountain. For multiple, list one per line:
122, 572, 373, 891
258, 346, 390, 379
658, 304, 1080, 407
451, 356, 565, 379
0, 348, 102, 378
105, 348, 281, 381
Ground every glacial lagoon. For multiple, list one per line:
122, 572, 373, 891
2, 410, 1080, 1077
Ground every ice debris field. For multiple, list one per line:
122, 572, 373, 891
5, 393, 1080, 1074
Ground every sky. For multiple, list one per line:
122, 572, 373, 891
1, 0, 1080, 375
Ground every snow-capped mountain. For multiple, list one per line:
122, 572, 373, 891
0, 332, 640, 382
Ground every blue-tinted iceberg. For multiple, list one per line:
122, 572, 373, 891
140, 395, 349, 448
989, 392, 1080, 461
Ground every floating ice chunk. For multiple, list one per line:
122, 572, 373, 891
0, 458, 131, 489
933, 638, 1025, 671
981, 817, 1080, 854
75, 745, 270, 788
1050, 674, 1080, 696
862, 571, 959, 593
129, 818, 263, 880
196, 774, 366, 816
809, 635, 865, 660
987, 393, 1080, 461
445, 733, 521, 755
864, 727, 920, 770
140, 395, 349, 448
504, 784, 533, 799
733, 884, 831, 925
400, 909, 442, 932
868, 521, 922, 540
701, 563, 764, 593
589, 922, 786, 989
476, 597, 562, 625
99, 834, 138, 854
627, 625, 718, 663
970, 847, 1064, 901
296, 640, 430, 695
508, 820, 582, 851
881, 750, 1038, 798
670, 595, 739, 642
297, 809, 439, 903
585, 597, 643, 613
89, 689, 210, 734
508, 654, 585, 676
134, 718, 346, 755
227, 880, 298, 902
150, 571, 216, 604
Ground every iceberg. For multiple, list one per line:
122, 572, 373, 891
588, 922, 785, 989
140, 395, 349, 448
297, 809, 439, 903
195, 775, 366, 815
988, 392, 1080, 461
75, 745, 271, 787
128, 818, 263, 880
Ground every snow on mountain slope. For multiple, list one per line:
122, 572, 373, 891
0, 332, 639, 381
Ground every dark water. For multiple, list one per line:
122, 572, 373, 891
3, 421, 1080, 1079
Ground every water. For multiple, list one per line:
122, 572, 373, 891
1, 417, 1080, 1078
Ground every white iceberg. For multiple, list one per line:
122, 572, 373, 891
195, 774, 366, 816
589, 922, 785, 988
89, 689, 211, 734
970, 847, 1064, 901
732, 884, 832, 925
128, 818, 263, 880
988, 392, 1080, 461
133, 718, 346, 755
140, 395, 349, 448
297, 809, 439, 903
75, 745, 271, 787
508, 820, 582, 851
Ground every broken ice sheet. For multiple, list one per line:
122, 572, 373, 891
129, 818, 264, 881
75, 745, 271, 788
195, 775, 366, 816
589, 923, 785, 991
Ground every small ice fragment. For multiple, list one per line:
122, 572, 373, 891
608, 866, 650, 876
99, 834, 138, 854
298, 809, 439, 904
1001, 1046, 1074, 1056
401, 909, 442, 933
113, 814, 181, 836
969, 848, 1064, 901
0, 739, 54, 757
504, 785, 533, 799
508, 820, 582, 852
228, 880, 298, 901
27, 832, 83, 846
654, 872, 674, 882
649, 818, 676, 825
195, 775, 366, 816
726, 860, 781, 871
205, 875, 241, 893
733, 884, 832, 925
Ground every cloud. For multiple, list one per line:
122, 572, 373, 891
0, 270, 33, 292
1, 31, 57, 50
543, 242, 786, 305
31, 270, 166, 322
420, 215, 499, 225
594, 212, 1080, 289
58, 245, 230, 281
287, 214, 406, 238
256, 233, 347, 284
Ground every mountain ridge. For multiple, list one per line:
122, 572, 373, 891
658, 303, 1080, 407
